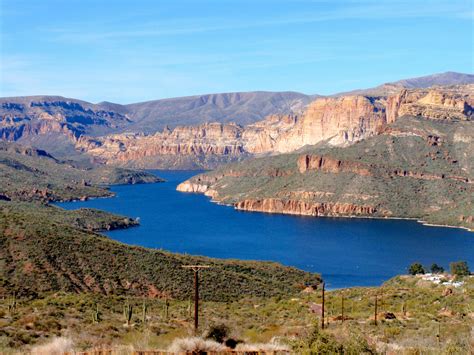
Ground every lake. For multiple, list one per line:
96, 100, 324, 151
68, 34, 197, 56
57, 170, 474, 289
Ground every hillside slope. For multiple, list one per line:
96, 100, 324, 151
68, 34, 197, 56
0, 201, 319, 301
0, 142, 161, 202
0, 142, 320, 300
124, 91, 312, 132
177, 115, 474, 230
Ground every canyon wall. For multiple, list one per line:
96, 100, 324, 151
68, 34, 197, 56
1, 85, 473, 169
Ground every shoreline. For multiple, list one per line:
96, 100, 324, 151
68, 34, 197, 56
233, 205, 474, 233
185, 190, 474, 233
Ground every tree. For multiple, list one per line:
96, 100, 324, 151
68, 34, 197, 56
450, 261, 470, 277
408, 262, 425, 275
430, 263, 444, 274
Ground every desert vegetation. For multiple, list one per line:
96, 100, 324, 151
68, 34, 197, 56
1, 275, 472, 354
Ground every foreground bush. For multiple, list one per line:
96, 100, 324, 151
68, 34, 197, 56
30, 337, 73, 355
167, 337, 227, 353
450, 261, 470, 277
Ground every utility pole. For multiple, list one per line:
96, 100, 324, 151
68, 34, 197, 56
182, 265, 210, 333
341, 293, 344, 324
374, 293, 378, 326
321, 282, 325, 329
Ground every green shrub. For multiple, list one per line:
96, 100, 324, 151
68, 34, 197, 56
205, 324, 230, 343
408, 263, 425, 275
449, 261, 470, 277
430, 263, 444, 274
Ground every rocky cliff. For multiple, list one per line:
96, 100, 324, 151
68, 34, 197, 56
386, 85, 474, 123
1, 82, 473, 169
235, 198, 381, 217
77, 85, 473, 168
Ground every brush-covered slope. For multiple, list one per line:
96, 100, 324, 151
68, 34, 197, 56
178, 115, 474, 230
0, 141, 320, 300
0, 142, 161, 202
0, 201, 320, 301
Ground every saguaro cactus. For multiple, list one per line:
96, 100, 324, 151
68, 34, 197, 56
92, 304, 100, 323
163, 297, 170, 321
142, 302, 148, 324
8, 293, 17, 315
123, 302, 133, 326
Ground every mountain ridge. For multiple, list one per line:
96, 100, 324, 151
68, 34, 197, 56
1, 72, 473, 169
2, 71, 472, 132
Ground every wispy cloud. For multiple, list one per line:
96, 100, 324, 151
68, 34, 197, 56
43, 1, 471, 43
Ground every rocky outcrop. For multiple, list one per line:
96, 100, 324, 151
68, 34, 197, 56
176, 181, 210, 194
297, 154, 373, 175
0, 96, 130, 137
0, 119, 81, 142
386, 85, 474, 123
271, 96, 387, 152
297, 153, 472, 183
234, 198, 383, 217
76, 122, 247, 164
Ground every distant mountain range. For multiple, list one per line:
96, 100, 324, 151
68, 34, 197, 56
0, 71, 473, 168
1, 71, 472, 134
334, 71, 474, 96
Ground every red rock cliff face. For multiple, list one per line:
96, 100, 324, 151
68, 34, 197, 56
234, 198, 380, 217
297, 154, 373, 176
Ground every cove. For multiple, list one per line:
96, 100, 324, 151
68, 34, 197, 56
57, 170, 474, 289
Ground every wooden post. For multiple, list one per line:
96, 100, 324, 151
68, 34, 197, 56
374, 294, 378, 326
194, 270, 199, 330
380, 290, 384, 313
321, 282, 325, 329
182, 265, 210, 333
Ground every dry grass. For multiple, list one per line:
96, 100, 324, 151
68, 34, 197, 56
167, 337, 227, 353
30, 337, 74, 355
235, 340, 290, 352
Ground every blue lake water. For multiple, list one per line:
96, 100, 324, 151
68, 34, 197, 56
57, 170, 474, 289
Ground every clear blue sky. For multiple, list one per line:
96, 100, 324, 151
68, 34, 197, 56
1, 0, 472, 103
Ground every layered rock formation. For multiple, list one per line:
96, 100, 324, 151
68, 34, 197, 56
235, 199, 381, 217
77, 85, 473, 168
297, 154, 372, 175
1, 82, 473, 169
0, 96, 131, 139
386, 85, 474, 123
271, 95, 387, 152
